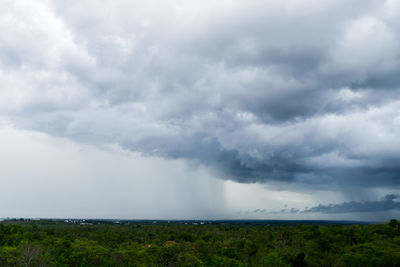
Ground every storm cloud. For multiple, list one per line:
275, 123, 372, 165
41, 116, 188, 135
1, 0, 400, 190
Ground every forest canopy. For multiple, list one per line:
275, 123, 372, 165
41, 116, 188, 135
0, 219, 400, 266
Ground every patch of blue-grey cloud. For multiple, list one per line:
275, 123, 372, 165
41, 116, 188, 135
242, 194, 400, 215
1, 0, 400, 192
302, 194, 400, 214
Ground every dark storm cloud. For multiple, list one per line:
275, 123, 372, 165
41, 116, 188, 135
1, 0, 400, 190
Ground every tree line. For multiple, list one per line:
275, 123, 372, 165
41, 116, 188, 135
0, 219, 400, 266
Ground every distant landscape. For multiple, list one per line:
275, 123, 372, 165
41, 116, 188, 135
1, 218, 399, 266
2, 0, 400, 266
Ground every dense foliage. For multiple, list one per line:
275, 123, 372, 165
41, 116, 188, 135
0, 219, 400, 266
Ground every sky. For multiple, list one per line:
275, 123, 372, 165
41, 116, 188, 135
1, 0, 400, 221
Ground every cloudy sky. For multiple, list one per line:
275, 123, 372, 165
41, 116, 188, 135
1, 0, 400, 221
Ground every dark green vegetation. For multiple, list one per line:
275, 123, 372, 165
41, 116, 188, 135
0, 219, 400, 266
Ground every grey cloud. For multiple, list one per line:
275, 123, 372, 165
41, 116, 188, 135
1, 0, 400, 189
243, 194, 400, 215
302, 194, 400, 214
